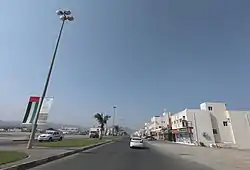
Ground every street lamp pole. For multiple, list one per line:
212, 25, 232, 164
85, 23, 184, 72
112, 106, 116, 135
27, 10, 74, 149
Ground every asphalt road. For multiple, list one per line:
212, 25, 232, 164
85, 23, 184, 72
31, 137, 214, 170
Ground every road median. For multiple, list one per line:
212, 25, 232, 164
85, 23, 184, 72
1, 138, 114, 170
0, 151, 28, 166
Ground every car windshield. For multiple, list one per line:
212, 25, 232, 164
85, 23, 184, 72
45, 131, 54, 134
132, 138, 141, 141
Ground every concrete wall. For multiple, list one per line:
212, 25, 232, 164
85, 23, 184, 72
187, 109, 215, 146
200, 102, 233, 143
228, 110, 250, 149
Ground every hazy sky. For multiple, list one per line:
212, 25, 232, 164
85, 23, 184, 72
1, 0, 250, 128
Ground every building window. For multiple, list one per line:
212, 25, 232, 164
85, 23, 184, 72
212, 129, 218, 134
183, 116, 185, 120
223, 121, 228, 126
208, 106, 213, 111
182, 121, 186, 127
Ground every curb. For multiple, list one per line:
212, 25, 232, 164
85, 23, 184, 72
12, 140, 29, 142
1, 140, 112, 170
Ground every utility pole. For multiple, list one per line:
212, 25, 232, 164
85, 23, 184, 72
112, 106, 116, 135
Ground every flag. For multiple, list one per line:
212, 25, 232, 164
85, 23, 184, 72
22, 96, 54, 124
22, 96, 40, 124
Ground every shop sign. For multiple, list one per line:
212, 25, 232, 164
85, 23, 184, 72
178, 128, 188, 132
172, 129, 178, 134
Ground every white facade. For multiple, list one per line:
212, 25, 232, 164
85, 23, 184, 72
149, 116, 163, 132
171, 109, 215, 145
171, 110, 187, 130
226, 110, 250, 149
171, 102, 250, 149
60, 127, 80, 134
144, 123, 150, 136
187, 109, 215, 145
161, 111, 171, 128
200, 102, 233, 143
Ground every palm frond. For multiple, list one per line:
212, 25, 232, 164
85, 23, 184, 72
103, 115, 111, 124
94, 113, 104, 124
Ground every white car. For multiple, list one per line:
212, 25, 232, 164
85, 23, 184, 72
130, 137, 144, 148
38, 130, 63, 142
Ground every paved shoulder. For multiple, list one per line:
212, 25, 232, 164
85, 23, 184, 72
31, 138, 214, 170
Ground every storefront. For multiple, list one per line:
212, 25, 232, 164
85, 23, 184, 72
150, 128, 162, 139
173, 127, 194, 144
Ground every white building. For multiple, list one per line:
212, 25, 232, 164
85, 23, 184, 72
144, 123, 150, 136
161, 110, 171, 129
148, 116, 164, 133
59, 127, 80, 134
170, 102, 250, 149
226, 110, 250, 149
201, 102, 250, 149
145, 110, 171, 139
171, 108, 215, 145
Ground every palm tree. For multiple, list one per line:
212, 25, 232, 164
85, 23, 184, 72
113, 125, 120, 135
94, 113, 111, 140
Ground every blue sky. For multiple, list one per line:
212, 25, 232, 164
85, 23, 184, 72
0, 0, 250, 128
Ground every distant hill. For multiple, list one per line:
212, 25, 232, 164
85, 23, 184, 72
0, 120, 88, 130
0, 120, 135, 133
0, 120, 23, 128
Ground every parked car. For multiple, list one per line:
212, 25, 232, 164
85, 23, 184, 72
79, 131, 87, 135
38, 130, 63, 142
89, 131, 99, 138
145, 136, 157, 141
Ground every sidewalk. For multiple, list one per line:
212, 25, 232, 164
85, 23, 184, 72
147, 141, 250, 170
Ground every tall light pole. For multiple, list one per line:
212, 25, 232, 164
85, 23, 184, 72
112, 106, 116, 135
27, 10, 74, 149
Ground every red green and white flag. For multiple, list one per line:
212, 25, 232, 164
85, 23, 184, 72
22, 96, 40, 124
22, 96, 54, 124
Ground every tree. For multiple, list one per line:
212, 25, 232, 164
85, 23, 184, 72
113, 125, 120, 135
94, 113, 111, 140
